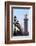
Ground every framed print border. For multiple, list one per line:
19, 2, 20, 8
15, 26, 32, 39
5, 1, 35, 44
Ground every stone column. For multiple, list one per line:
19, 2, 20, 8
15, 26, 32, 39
24, 14, 29, 36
